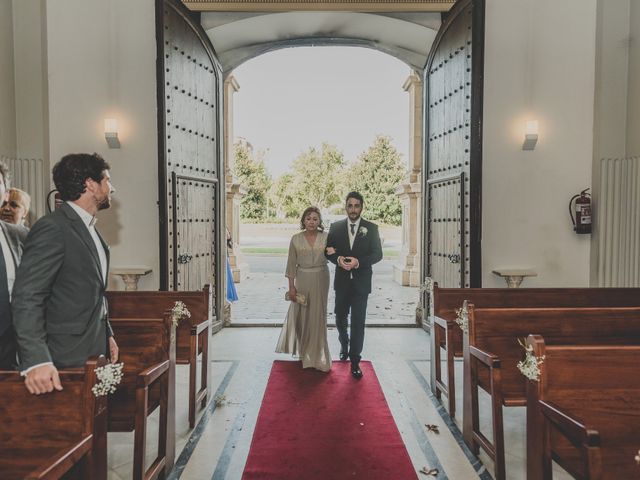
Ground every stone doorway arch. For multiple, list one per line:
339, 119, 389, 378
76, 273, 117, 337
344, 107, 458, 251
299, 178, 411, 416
181, 1, 453, 291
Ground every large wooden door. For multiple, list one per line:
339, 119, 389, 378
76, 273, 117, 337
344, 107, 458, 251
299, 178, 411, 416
157, 0, 224, 325
421, 0, 484, 327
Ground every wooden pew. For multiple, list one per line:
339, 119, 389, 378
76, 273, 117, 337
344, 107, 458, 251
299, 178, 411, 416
463, 305, 640, 480
526, 335, 640, 480
107, 286, 211, 428
0, 356, 108, 480
108, 315, 176, 480
429, 284, 640, 418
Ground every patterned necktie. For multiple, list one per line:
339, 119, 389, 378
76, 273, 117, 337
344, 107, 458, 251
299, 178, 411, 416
350, 223, 355, 235
0, 246, 11, 336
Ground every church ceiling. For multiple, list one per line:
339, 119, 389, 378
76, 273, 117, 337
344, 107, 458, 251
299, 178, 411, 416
182, 1, 450, 72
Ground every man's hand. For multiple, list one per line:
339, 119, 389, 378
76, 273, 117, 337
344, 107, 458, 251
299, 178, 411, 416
338, 256, 356, 271
109, 336, 119, 363
25, 364, 63, 395
348, 257, 360, 269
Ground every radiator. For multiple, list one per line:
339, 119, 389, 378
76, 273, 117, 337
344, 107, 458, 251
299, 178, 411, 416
597, 156, 640, 287
1, 156, 47, 223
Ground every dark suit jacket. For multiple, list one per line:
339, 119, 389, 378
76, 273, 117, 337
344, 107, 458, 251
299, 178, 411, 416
0, 221, 28, 334
12, 202, 112, 370
325, 218, 383, 295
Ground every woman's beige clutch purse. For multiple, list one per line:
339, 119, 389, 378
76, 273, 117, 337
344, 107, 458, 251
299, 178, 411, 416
285, 292, 307, 306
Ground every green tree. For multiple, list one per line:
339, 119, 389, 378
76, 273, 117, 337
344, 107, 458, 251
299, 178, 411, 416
273, 143, 347, 219
233, 141, 272, 220
346, 135, 406, 225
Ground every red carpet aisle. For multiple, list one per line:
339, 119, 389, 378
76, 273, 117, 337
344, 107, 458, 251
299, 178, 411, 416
242, 360, 418, 479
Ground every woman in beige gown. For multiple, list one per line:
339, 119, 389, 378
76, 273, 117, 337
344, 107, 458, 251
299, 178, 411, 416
276, 206, 331, 372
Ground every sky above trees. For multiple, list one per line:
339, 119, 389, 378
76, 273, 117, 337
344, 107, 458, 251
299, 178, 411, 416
232, 46, 411, 177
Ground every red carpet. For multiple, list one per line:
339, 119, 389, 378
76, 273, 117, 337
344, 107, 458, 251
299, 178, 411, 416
242, 360, 418, 479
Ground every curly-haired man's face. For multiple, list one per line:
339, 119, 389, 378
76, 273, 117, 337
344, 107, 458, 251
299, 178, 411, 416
93, 170, 114, 211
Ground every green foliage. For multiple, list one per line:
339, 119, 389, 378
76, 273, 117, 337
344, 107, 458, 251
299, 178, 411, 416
346, 135, 406, 225
233, 142, 272, 220
270, 143, 347, 218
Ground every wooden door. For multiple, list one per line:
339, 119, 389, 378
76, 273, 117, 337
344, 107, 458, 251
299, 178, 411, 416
421, 0, 484, 327
157, 0, 224, 324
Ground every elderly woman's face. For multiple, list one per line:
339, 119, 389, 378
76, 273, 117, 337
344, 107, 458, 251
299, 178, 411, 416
303, 212, 320, 231
1, 196, 28, 224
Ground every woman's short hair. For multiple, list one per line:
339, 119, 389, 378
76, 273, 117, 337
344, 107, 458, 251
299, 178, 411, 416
299, 206, 324, 231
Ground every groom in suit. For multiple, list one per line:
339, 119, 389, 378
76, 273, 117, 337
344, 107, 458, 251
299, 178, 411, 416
12, 153, 119, 394
326, 191, 383, 378
0, 162, 28, 369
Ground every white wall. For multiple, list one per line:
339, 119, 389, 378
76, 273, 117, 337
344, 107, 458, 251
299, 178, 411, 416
46, 0, 160, 289
626, 0, 640, 155
482, 0, 597, 287
0, 0, 17, 158
13, 0, 48, 161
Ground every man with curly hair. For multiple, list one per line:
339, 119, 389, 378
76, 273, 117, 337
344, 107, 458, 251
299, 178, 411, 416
12, 153, 119, 394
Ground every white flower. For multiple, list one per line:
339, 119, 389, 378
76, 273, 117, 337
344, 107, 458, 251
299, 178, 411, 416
455, 300, 469, 334
635, 449, 640, 464
171, 300, 191, 327
419, 276, 434, 293
92, 362, 124, 397
358, 226, 368, 237
516, 339, 545, 382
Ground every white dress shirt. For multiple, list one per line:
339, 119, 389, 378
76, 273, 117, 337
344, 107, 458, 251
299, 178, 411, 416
0, 227, 16, 299
348, 217, 361, 250
67, 201, 107, 284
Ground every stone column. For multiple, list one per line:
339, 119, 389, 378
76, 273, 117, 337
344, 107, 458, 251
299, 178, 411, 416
393, 72, 422, 287
224, 75, 248, 287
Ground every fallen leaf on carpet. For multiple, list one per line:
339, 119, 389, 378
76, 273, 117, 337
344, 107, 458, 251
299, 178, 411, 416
425, 424, 440, 434
419, 467, 439, 476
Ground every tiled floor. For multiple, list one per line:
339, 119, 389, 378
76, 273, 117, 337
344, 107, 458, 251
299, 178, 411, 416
107, 327, 573, 479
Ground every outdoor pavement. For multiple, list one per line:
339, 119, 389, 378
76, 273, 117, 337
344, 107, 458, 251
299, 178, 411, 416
230, 254, 420, 325
229, 222, 420, 325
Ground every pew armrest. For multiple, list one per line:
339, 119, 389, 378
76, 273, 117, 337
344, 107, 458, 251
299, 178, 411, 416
26, 435, 93, 480
137, 360, 170, 388
469, 346, 501, 368
193, 321, 209, 335
433, 315, 450, 329
539, 400, 601, 449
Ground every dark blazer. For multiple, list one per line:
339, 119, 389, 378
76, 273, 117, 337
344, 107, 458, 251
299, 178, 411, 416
0, 221, 28, 335
12, 202, 112, 370
325, 218, 383, 295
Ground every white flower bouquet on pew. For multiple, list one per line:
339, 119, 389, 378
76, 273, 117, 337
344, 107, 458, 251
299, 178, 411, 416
171, 300, 191, 327
516, 338, 544, 382
92, 362, 124, 397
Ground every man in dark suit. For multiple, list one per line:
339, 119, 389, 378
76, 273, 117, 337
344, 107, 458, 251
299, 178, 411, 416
326, 191, 383, 378
12, 153, 119, 394
0, 162, 28, 369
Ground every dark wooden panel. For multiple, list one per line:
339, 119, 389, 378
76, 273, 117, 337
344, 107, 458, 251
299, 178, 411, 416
422, 0, 484, 300
157, 0, 224, 323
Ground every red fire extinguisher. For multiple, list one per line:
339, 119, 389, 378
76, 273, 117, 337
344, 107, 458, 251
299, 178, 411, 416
569, 188, 592, 234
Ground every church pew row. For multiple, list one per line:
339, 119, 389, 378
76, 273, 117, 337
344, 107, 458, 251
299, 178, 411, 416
428, 284, 640, 418
526, 335, 640, 480
462, 305, 640, 480
108, 315, 176, 480
106, 286, 211, 428
0, 356, 108, 480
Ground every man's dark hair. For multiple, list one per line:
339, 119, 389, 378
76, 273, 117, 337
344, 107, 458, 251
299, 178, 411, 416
345, 191, 364, 205
0, 160, 10, 187
52, 153, 110, 201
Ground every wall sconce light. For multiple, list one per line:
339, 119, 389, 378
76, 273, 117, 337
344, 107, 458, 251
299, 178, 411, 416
104, 118, 120, 148
522, 120, 538, 151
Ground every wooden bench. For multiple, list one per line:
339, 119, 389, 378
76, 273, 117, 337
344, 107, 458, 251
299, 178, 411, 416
526, 335, 640, 480
0, 356, 108, 480
108, 315, 176, 480
107, 286, 211, 428
429, 285, 640, 418
463, 305, 640, 480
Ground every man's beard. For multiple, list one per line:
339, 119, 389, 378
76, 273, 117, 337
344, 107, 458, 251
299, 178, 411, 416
97, 197, 111, 210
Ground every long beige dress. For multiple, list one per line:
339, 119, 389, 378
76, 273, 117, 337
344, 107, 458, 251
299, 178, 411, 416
275, 230, 331, 372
